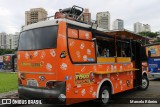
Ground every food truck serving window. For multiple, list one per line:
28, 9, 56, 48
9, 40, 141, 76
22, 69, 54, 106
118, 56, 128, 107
18, 26, 58, 51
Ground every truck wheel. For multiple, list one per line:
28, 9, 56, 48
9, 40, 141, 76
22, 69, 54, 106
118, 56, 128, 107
139, 76, 149, 90
99, 86, 111, 104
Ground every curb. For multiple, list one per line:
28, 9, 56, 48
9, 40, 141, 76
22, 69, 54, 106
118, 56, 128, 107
0, 90, 18, 98
0, 70, 17, 74
0, 90, 18, 106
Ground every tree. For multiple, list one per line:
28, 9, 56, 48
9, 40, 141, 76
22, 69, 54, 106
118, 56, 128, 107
5, 49, 13, 54
139, 32, 158, 38
0, 49, 15, 55
154, 39, 160, 43
0, 49, 5, 55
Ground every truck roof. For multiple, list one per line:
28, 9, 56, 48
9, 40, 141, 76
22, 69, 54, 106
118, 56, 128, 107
22, 19, 91, 32
4, 54, 15, 56
144, 43, 160, 47
21, 18, 148, 41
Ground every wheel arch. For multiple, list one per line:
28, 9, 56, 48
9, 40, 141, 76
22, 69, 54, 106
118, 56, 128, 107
142, 71, 148, 77
96, 78, 114, 98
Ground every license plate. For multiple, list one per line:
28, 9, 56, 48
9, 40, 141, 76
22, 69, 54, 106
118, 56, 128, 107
27, 80, 38, 87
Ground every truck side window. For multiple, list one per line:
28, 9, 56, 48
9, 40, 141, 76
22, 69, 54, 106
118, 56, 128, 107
96, 38, 115, 57
67, 27, 96, 63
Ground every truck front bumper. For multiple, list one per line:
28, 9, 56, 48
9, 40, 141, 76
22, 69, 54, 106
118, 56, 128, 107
148, 73, 160, 78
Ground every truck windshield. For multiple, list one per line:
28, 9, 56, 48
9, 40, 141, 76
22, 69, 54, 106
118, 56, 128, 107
18, 26, 58, 51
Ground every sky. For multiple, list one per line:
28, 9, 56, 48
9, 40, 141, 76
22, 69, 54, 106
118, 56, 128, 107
0, 0, 160, 34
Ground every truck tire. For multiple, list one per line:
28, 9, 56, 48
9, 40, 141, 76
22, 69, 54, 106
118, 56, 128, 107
99, 86, 111, 104
139, 76, 149, 90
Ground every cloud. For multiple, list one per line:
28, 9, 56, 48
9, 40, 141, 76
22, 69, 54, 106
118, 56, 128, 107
0, 0, 160, 33
0, 0, 60, 33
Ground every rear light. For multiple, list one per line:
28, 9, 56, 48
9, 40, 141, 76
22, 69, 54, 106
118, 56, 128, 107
18, 78, 22, 85
46, 81, 59, 89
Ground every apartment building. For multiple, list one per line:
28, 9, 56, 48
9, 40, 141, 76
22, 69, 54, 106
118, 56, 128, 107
25, 8, 48, 25
134, 22, 151, 33
113, 19, 124, 30
0, 32, 19, 50
82, 8, 91, 24
96, 11, 110, 30
143, 24, 151, 32
134, 22, 143, 33
0, 32, 7, 49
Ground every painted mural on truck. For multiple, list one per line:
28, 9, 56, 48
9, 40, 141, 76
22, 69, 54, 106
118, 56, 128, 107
146, 45, 160, 57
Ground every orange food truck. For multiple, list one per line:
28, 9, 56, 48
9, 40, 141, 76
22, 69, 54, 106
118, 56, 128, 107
17, 6, 149, 105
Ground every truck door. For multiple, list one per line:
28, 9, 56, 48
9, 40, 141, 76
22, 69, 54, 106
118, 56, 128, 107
131, 41, 142, 87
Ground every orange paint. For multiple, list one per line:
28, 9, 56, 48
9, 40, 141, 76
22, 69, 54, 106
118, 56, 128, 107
17, 20, 142, 105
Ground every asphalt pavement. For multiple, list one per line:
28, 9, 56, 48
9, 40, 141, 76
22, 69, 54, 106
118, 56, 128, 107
1, 78, 160, 107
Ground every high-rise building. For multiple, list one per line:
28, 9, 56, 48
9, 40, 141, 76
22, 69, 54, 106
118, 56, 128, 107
134, 22, 151, 33
143, 24, 151, 32
82, 8, 91, 24
0, 32, 7, 49
96, 11, 110, 30
157, 30, 160, 35
12, 32, 20, 50
6, 34, 12, 49
134, 22, 143, 33
25, 8, 48, 25
7, 33, 20, 50
113, 19, 124, 30
0, 32, 19, 50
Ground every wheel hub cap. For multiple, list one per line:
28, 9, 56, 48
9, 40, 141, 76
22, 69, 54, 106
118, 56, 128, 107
101, 90, 109, 103
142, 79, 147, 88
